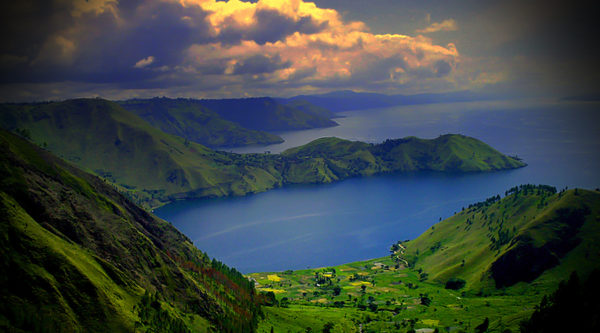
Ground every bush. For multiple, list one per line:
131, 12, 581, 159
445, 278, 466, 290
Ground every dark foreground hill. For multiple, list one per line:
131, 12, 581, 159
0, 130, 261, 332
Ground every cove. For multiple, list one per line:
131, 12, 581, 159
155, 99, 600, 273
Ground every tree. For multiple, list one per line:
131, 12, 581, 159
474, 317, 489, 333
322, 322, 334, 333
445, 278, 466, 290
333, 285, 341, 296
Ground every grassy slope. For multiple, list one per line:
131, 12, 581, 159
0, 130, 260, 332
0, 100, 524, 209
403, 187, 600, 291
250, 187, 600, 332
119, 98, 284, 148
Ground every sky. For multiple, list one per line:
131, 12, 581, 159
0, 0, 598, 101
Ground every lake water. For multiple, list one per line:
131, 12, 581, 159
155, 99, 600, 273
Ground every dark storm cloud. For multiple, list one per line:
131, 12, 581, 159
232, 54, 291, 75
0, 0, 216, 85
218, 8, 327, 45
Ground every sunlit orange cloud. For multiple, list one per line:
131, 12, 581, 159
178, 0, 459, 88
416, 19, 458, 34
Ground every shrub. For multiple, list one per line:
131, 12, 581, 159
445, 277, 466, 290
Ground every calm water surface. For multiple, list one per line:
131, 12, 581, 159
156, 100, 600, 273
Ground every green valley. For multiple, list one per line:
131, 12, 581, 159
249, 186, 600, 332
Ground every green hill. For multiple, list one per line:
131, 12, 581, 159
0, 99, 285, 208
402, 185, 600, 291
249, 186, 600, 332
0, 99, 524, 209
118, 98, 284, 148
0, 130, 261, 332
280, 135, 525, 183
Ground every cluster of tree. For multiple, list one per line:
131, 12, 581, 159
134, 291, 190, 333
489, 226, 513, 251
520, 270, 600, 332
505, 184, 557, 196
445, 278, 466, 290
468, 194, 501, 210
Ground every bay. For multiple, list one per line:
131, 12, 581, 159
155, 99, 600, 273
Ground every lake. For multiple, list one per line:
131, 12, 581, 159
155, 99, 600, 273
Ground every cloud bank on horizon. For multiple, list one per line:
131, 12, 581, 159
0, 0, 597, 101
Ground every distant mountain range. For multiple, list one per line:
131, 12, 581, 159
282, 89, 496, 112
118, 97, 338, 148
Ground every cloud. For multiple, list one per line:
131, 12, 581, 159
416, 19, 458, 34
0, 0, 463, 100
134, 56, 155, 68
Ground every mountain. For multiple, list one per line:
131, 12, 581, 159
249, 186, 600, 332
0, 130, 261, 332
279, 99, 336, 119
0, 99, 524, 209
197, 97, 338, 131
118, 98, 283, 148
284, 90, 493, 112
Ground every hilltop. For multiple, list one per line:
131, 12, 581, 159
196, 97, 337, 131
0, 130, 262, 332
119, 98, 284, 148
249, 186, 600, 332
0, 99, 524, 208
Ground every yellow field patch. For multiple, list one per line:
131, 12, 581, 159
267, 274, 281, 282
258, 288, 285, 294
349, 281, 371, 286
323, 273, 332, 277
421, 319, 439, 326
340, 267, 355, 271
